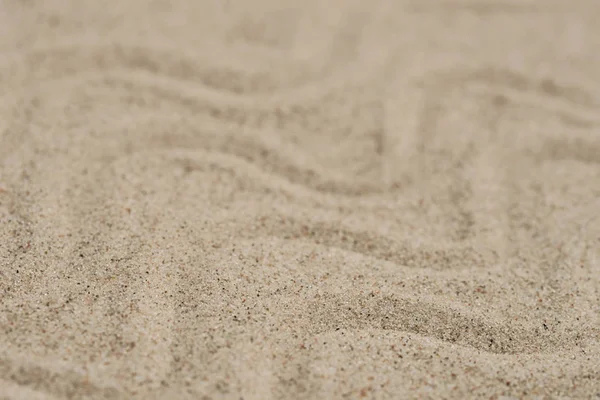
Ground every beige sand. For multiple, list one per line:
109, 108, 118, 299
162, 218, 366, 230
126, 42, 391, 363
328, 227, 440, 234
1, 1, 599, 399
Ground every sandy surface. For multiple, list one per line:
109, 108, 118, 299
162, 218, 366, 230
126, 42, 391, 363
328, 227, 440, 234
1, 1, 600, 399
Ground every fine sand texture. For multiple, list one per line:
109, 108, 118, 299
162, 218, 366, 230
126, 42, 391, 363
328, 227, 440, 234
1, 1, 600, 399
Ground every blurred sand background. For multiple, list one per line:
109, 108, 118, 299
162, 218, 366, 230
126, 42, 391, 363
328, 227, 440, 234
1, 0, 599, 398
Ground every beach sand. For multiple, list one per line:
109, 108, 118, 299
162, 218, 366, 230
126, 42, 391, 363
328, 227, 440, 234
1, 0, 599, 398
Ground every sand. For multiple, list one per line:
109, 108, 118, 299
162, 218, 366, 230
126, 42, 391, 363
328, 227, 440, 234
1, 0, 599, 399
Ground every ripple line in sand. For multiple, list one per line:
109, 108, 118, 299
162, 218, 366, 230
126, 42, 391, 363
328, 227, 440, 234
107, 146, 399, 226
406, 0, 591, 14
414, 65, 600, 261
306, 292, 597, 355
96, 146, 487, 271
0, 378, 62, 400
0, 40, 305, 95
0, 37, 389, 97
0, 356, 123, 400
3, 70, 393, 197
93, 71, 395, 195
420, 66, 600, 124
242, 213, 488, 271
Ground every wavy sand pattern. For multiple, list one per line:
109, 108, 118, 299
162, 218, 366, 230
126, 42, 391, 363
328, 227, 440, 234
1, 1, 599, 399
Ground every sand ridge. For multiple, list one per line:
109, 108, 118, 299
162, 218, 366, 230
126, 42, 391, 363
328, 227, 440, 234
1, 0, 599, 399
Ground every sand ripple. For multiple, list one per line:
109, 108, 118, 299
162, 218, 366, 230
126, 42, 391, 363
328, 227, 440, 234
1, 0, 599, 399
